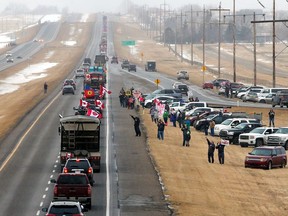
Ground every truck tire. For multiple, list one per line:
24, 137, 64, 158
255, 139, 263, 147
232, 136, 238, 145
285, 141, 288, 150
267, 161, 272, 170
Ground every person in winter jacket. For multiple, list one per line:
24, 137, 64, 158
163, 110, 169, 126
157, 119, 165, 140
130, 115, 141, 136
206, 138, 215, 163
170, 109, 177, 127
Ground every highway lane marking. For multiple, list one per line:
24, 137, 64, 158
0, 91, 61, 172
36, 210, 40, 215
106, 63, 111, 216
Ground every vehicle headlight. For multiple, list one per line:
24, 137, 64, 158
227, 132, 234, 135
280, 137, 286, 141
250, 136, 255, 139
260, 158, 268, 162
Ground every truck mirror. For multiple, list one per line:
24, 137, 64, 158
50, 179, 56, 183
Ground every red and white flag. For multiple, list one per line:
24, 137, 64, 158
99, 85, 112, 98
95, 99, 105, 110
85, 73, 91, 80
80, 99, 89, 107
86, 108, 103, 119
153, 98, 161, 106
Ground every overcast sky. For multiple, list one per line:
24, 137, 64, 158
1, 0, 288, 13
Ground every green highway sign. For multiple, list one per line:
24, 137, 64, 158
122, 40, 136, 46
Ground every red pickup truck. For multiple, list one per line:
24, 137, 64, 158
51, 173, 92, 209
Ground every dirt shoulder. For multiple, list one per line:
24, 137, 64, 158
113, 15, 288, 216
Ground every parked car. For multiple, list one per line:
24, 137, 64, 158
177, 70, 189, 80
236, 86, 264, 99
242, 91, 260, 102
212, 78, 229, 88
152, 88, 182, 98
144, 95, 176, 108
239, 127, 279, 147
202, 81, 214, 89
214, 118, 260, 136
128, 64, 136, 72
185, 107, 214, 117
272, 90, 288, 108
42, 201, 87, 216
189, 111, 219, 126
194, 112, 249, 131
265, 127, 288, 150
172, 82, 183, 89
258, 93, 275, 104
62, 85, 75, 95
245, 146, 287, 170
219, 122, 263, 144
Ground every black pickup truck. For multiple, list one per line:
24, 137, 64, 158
219, 122, 262, 144
51, 173, 92, 209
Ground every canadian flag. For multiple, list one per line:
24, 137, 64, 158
99, 85, 112, 99
153, 98, 161, 106
85, 74, 91, 80
80, 99, 89, 107
86, 108, 103, 119
95, 100, 105, 110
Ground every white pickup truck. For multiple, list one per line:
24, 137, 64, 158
265, 127, 288, 150
239, 127, 278, 147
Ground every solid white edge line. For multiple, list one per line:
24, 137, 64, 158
106, 64, 110, 216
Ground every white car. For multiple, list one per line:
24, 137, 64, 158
239, 127, 278, 147
144, 95, 176, 108
185, 107, 214, 117
214, 118, 261, 136
172, 82, 183, 89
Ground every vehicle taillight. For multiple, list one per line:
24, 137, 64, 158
88, 167, 93, 174
63, 167, 68, 173
53, 186, 58, 196
88, 185, 91, 195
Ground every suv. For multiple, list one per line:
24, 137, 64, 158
272, 91, 288, 107
194, 112, 249, 131
152, 88, 182, 98
214, 118, 260, 136
245, 146, 287, 170
128, 64, 136, 72
63, 79, 76, 90
239, 127, 279, 148
219, 122, 263, 144
177, 84, 189, 96
265, 127, 288, 150
121, 59, 130, 69
111, 56, 118, 64
42, 201, 87, 215
63, 158, 94, 186
177, 70, 189, 80
75, 69, 85, 78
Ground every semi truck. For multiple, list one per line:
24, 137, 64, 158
59, 115, 101, 172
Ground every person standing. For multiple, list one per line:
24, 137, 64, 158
130, 115, 141, 136
44, 82, 48, 94
216, 141, 225, 164
206, 138, 215, 163
170, 109, 177, 127
203, 119, 209, 136
157, 119, 165, 140
181, 125, 188, 146
163, 110, 169, 126
209, 120, 215, 136
268, 109, 275, 127
184, 128, 191, 147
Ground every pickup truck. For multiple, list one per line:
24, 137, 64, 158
219, 122, 263, 144
51, 173, 92, 209
265, 127, 288, 150
121, 60, 130, 69
239, 127, 278, 147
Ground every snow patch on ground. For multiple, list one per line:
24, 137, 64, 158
61, 41, 77, 46
40, 14, 62, 23
0, 62, 58, 95
44, 51, 55, 59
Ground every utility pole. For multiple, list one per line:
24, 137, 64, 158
190, 6, 193, 65
180, 10, 183, 62
225, 12, 265, 84
202, 6, 206, 84
233, 0, 236, 82
251, 0, 288, 87
210, 4, 230, 78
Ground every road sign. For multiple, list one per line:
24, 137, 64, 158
155, 79, 160, 85
202, 66, 207, 71
122, 40, 136, 46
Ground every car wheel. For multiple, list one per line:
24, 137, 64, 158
259, 99, 266, 103
281, 160, 286, 168
232, 136, 238, 145
87, 201, 92, 210
145, 103, 152, 108
285, 141, 288, 150
267, 161, 272, 170
255, 139, 263, 147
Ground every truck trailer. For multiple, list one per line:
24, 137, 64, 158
59, 115, 101, 172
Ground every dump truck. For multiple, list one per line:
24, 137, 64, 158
59, 115, 101, 172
